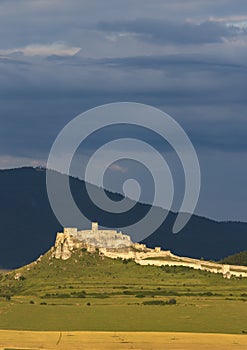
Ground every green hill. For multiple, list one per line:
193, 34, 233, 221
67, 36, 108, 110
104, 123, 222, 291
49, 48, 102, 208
1, 248, 247, 333
220, 251, 247, 266
1, 246, 246, 300
0, 247, 226, 299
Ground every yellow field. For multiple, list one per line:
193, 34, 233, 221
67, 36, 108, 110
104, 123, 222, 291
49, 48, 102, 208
0, 330, 247, 350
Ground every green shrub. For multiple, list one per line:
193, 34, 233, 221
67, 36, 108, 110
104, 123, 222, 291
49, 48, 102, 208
57, 293, 71, 298
44, 292, 71, 298
90, 293, 109, 299
200, 291, 213, 296
71, 290, 86, 298
143, 300, 166, 305
143, 298, 177, 305
167, 298, 177, 305
123, 259, 130, 264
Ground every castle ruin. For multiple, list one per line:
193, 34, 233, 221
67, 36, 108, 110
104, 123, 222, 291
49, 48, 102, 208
53, 222, 247, 279
54, 222, 133, 260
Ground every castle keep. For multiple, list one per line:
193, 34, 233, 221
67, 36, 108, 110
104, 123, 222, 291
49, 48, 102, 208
53, 222, 247, 279
54, 222, 133, 260
64, 222, 132, 249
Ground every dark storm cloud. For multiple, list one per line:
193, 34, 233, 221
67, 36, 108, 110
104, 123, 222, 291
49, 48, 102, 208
98, 19, 244, 45
1, 52, 247, 106
1, 48, 247, 158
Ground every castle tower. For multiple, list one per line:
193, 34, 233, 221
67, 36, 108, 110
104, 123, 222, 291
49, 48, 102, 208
92, 222, 98, 232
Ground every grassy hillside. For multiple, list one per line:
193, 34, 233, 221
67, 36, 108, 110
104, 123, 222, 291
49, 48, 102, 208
220, 251, 247, 266
1, 248, 246, 298
0, 248, 247, 333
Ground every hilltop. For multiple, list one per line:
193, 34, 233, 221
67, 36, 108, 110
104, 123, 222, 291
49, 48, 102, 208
1, 224, 247, 300
50, 223, 247, 279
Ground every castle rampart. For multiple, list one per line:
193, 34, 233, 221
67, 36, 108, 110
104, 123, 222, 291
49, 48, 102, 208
53, 222, 247, 279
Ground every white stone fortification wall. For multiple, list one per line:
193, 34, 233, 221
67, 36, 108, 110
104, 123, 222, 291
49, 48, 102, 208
136, 259, 247, 278
64, 228, 78, 236
100, 249, 247, 278
53, 226, 247, 278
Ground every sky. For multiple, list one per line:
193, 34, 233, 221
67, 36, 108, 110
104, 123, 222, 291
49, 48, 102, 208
1, 0, 247, 221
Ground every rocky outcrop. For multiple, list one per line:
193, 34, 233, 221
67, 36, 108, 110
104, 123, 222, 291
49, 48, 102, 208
53, 233, 76, 260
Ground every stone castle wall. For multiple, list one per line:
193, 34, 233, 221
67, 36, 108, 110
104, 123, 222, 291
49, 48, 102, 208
74, 229, 131, 249
53, 222, 247, 279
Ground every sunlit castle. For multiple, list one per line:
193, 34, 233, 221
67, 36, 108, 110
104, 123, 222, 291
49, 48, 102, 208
51, 221, 247, 279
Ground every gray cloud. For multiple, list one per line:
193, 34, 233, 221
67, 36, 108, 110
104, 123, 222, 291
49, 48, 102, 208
97, 53, 247, 71
0, 55, 31, 65
98, 19, 244, 45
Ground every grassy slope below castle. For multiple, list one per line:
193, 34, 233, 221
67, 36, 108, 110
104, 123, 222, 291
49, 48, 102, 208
0, 248, 247, 334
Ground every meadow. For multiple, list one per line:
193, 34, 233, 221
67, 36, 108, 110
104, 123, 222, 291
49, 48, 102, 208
0, 249, 247, 335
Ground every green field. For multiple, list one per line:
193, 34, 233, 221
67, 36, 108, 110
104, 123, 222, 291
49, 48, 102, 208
0, 249, 247, 333
1, 298, 247, 334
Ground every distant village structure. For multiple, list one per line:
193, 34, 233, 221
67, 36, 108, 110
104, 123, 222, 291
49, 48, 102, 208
53, 222, 247, 279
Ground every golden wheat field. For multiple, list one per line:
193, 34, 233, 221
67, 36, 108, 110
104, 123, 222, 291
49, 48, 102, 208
0, 330, 247, 350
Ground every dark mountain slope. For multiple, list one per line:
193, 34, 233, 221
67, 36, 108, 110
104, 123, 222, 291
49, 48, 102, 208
0, 167, 247, 269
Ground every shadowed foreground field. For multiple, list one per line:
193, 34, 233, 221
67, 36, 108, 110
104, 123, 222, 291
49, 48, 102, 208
1, 330, 247, 350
